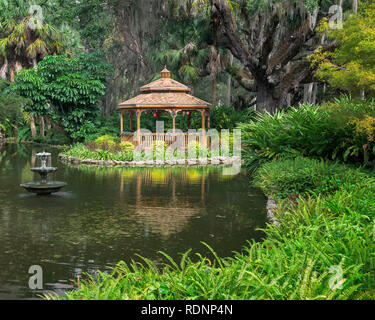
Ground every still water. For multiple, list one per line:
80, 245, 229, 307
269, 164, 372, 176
0, 143, 266, 299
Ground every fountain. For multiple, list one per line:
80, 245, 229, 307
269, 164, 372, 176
20, 151, 67, 195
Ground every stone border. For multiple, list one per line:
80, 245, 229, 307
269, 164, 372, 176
58, 153, 242, 167
266, 197, 279, 226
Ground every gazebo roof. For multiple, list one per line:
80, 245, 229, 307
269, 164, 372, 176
117, 67, 211, 110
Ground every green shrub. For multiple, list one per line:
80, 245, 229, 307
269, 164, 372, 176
210, 105, 256, 130
322, 96, 375, 164
64, 144, 96, 159
253, 157, 367, 199
119, 142, 135, 161
94, 135, 118, 151
240, 98, 375, 170
0, 80, 31, 138
239, 104, 342, 171
94, 135, 117, 145
83, 113, 121, 143
16, 126, 32, 143
63, 142, 134, 162
187, 141, 211, 159
219, 131, 234, 156
113, 151, 133, 162
153, 140, 167, 153
120, 141, 135, 153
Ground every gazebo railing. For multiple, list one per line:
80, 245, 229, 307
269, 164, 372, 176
121, 132, 210, 148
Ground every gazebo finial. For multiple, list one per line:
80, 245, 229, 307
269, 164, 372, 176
161, 66, 171, 79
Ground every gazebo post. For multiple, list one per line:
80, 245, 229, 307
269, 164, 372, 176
187, 112, 191, 129
168, 109, 178, 137
129, 111, 133, 131
136, 109, 141, 144
120, 111, 124, 137
201, 110, 207, 146
172, 112, 176, 134
201, 110, 206, 132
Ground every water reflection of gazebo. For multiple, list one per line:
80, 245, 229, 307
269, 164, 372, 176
117, 67, 212, 144
119, 168, 209, 238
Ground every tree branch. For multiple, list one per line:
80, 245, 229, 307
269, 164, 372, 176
226, 64, 255, 91
212, 0, 259, 75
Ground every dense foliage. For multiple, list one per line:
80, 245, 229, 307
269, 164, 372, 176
64, 142, 134, 162
0, 79, 30, 137
239, 97, 375, 171
13, 52, 112, 142
311, 3, 375, 97
50, 158, 375, 300
253, 157, 363, 199
209, 105, 256, 130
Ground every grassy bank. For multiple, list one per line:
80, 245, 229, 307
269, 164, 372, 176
49, 157, 375, 300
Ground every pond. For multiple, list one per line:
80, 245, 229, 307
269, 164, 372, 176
0, 143, 267, 299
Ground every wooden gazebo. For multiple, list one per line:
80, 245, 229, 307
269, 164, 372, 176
117, 67, 212, 144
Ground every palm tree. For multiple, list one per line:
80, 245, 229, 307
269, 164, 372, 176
152, 0, 222, 99
0, 4, 63, 81
151, 5, 208, 84
0, 0, 63, 137
156, 0, 236, 105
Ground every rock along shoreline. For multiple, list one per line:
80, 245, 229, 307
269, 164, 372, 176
58, 153, 242, 168
266, 197, 279, 226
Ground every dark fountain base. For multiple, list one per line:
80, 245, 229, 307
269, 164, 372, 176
20, 182, 67, 195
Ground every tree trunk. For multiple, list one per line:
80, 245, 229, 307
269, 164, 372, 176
46, 117, 52, 130
256, 82, 278, 113
9, 68, 15, 82
39, 116, 45, 138
312, 83, 318, 104
0, 57, 8, 79
212, 0, 321, 114
361, 90, 365, 100
212, 19, 218, 107
15, 61, 22, 74
226, 52, 233, 107
30, 116, 37, 138
286, 62, 292, 107
353, 0, 358, 14
212, 77, 217, 106
304, 83, 314, 103
50, 117, 73, 144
